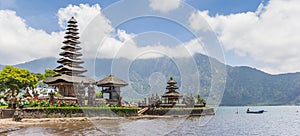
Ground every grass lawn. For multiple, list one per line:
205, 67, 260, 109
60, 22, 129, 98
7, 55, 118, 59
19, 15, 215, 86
0, 106, 8, 109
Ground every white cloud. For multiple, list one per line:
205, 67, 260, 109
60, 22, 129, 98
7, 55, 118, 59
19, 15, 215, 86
189, 0, 300, 74
98, 32, 205, 60
188, 10, 211, 31
56, 4, 205, 61
57, 4, 114, 59
0, 4, 114, 65
149, 0, 181, 13
5, 1, 299, 74
57, 4, 111, 32
0, 10, 62, 65
0, 3, 204, 66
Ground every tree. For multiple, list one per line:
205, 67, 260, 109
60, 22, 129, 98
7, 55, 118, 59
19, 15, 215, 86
44, 69, 60, 79
195, 93, 205, 104
34, 69, 59, 87
96, 91, 103, 98
0, 66, 38, 96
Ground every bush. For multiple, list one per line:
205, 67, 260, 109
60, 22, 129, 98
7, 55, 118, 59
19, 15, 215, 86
43, 107, 139, 117
0, 101, 7, 106
54, 92, 62, 97
29, 101, 39, 107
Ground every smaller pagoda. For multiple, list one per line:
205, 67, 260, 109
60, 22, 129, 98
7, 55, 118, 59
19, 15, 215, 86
96, 75, 128, 106
162, 77, 182, 104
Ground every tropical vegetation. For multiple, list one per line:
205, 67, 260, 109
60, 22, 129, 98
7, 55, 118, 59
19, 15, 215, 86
0, 66, 38, 96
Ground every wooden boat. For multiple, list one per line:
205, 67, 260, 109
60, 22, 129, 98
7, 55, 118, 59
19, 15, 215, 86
246, 109, 265, 114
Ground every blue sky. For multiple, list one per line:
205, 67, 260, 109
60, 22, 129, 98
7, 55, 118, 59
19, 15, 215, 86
1, 0, 266, 33
1, 0, 300, 74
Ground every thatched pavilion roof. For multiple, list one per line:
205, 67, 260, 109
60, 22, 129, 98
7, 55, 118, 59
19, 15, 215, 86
167, 77, 177, 84
162, 92, 182, 98
44, 74, 95, 85
96, 75, 128, 87
23, 89, 32, 98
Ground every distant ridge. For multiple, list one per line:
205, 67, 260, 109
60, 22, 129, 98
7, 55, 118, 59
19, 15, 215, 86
13, 57, 58, 74
2, 53, 300, 106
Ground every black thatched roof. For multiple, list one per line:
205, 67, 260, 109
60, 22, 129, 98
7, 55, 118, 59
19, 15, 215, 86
23, 89, 32, 97
166, 85, 179, 90
44, 74, 95, 85
53, 16, 85, 77
162, 92, 182, 98
97, 75, 128, 87
167, 77, 177, 84
54, 65, 86, 73
59, 51, 82, 57
68, 16, 77, 23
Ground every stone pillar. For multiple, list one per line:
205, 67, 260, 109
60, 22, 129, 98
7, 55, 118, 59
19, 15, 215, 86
77, 81, 85, 106
88, 82, 95, 106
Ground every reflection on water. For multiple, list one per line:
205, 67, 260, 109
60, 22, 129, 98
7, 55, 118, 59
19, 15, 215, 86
3, 106, 300, 136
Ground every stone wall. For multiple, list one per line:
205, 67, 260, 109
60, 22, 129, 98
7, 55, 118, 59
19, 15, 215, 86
0, 109, 15, 118
1, 108, 214, 119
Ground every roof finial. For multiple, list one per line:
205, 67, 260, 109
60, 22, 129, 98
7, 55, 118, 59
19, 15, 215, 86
68, 16, 77, 23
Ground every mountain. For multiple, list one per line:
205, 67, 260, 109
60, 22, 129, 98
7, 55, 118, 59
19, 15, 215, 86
4, 54, 300, 106
14, 57, 58, 74
224, 66, 300, 105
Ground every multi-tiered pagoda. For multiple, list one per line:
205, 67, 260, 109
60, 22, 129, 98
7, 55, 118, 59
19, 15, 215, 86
44, 17, 94, 97
162, 77, 182, 104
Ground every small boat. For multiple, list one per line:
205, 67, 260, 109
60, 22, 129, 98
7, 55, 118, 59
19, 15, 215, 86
246, 108, 265, 114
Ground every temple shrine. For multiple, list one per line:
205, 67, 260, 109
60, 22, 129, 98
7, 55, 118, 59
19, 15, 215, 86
162, 77, 182, 104
96, 75, 128, 106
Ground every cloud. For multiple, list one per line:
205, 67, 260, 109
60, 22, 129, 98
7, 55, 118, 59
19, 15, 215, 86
57, 4, 111, 32
57, 4, 114, 59
0, 4, 114, 65
0, 10, 62, 65
149, 0, 181, 13
0, 3, 204, 66
189, 0, 300, 74
56, 3, 205, 61
188, 10, 211, 32
98, 31, 205, 60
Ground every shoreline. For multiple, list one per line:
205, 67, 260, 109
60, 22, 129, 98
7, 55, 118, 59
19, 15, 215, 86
0, 114, 211, 134
0, 114, 209, 127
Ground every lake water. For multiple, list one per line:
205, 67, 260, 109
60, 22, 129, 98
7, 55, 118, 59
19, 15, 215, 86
4, 106, 300, 136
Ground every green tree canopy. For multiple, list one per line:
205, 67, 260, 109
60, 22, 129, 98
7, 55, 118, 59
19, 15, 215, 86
44, 69, 60, 78
34, 69, 59, 81
34, 69, 59, 87
0, 66, 38, 96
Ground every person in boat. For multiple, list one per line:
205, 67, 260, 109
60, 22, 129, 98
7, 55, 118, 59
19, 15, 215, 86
247, 108, 250, 112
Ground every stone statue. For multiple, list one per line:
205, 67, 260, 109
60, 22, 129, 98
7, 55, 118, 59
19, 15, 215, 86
12, 109, 23, 121
49, 90, 55, 104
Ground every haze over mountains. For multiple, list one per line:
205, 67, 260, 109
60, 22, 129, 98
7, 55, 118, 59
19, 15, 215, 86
1, 53, 300, 106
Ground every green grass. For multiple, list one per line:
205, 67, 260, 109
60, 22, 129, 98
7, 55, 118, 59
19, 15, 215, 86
0, 106, 8, 108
